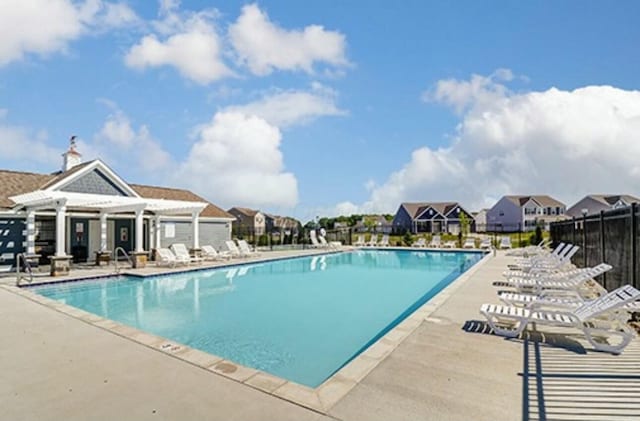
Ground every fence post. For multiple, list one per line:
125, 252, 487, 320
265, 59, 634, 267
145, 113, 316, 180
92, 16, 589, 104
583, 214, 587, 267
632, 203, 638, 288
600, 210, 606, 288
572, 217, 576, 247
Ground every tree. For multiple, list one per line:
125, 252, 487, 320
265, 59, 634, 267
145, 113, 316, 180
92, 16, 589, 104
459, 212, 470, 236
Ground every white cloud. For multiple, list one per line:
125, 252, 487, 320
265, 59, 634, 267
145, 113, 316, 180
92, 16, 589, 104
0, 122, 61, 168
229, 3, 349, 76
225, 83, 346, 128
175, 112, 298, 209
0, 0, 139, 66
87, 105, 172, 173
124, 4, 230, 84
346, 71, 640, 214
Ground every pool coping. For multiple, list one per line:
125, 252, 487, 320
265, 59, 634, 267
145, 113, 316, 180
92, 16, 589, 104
1, 248, 493, 414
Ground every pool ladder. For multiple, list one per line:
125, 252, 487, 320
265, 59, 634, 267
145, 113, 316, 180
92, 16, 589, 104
113, 247, 133, 274
15, 253, 34, 286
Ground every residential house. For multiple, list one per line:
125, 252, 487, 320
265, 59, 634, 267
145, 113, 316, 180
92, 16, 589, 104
267, 214, 300, 234
227, 207, 268, 235
473, 209, 488, 232
0, 142, 234, 273
566, 194, 640, 218
486, 195, 566, 232
392, 202, 474, 234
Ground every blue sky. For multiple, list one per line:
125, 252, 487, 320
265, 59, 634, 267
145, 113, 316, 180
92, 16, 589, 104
2, 1, 640, 221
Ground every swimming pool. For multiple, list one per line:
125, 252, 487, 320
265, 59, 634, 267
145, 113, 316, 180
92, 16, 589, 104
32, 249, 483, 387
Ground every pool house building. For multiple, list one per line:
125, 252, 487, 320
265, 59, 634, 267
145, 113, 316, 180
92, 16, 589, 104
0, 143, 234, 275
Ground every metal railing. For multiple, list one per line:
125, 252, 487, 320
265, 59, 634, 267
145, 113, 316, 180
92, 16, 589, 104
15, 253, 34, 286
113, 247, 133, 274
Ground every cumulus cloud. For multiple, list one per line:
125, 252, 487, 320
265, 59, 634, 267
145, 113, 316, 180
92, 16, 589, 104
86, 104, 172, 173
229, 3, 349, 76
124, 3, 230, 84
344, 71, 640, 215
0, 119, 62, 168
225, 83, 346, 128
0, 0, 139, 66
175, 112, 298, 209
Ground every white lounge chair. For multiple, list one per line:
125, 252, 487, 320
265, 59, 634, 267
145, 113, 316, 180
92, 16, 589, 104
480, 284, 640, 353
443, 240, 456, 249
463, 238, 476, 249
156, 248, 188, 267
225, 240, 247, 258
170, 243, 203, 265
318, 235, 341, 249
499, 236, 512, 249
237, 239, 260, 256
480, 238, 492, 249
367, 234, 378, 247
201, 245, 230, 261
507, 245, 579, 274
507, 239, 552, 256
494, 263, 613, 295
428, 235, 441, 248
412, 237, 426, 248
309, 230, 324, 248
354, 234, 366, 247
378, 234, 390, 247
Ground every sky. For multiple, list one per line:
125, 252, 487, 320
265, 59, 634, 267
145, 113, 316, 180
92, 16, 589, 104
1, 0, 640, 222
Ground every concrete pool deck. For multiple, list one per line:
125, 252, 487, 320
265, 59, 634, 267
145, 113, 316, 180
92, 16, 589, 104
1, 250, 638, 420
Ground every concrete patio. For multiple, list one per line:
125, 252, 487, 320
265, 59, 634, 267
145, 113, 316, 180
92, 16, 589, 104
1, 250, 638, 420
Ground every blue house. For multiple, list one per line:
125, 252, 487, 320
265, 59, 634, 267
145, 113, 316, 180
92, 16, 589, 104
392, 202, 474, 234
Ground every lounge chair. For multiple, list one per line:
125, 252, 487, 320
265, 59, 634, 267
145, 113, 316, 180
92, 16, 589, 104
170, 243, 203, 265
480, 284, 640, 353
156, 248, 188, 267
354, 234, 366, 247
506, 239, 552, 256
509, 245, 580, 274
201, 245, 230, 261
225, 240, 247, 258
318, 235, 341, 249
443, 240, 456, 249
463, 238, 476, 249
367, 234, 378, 247
412, 237, 426, 248
494, 263, 612, 295
428, 235, 441, 248
378, 234, 390, 247
237, 239, 260, 256
309, 230, 324, 248
480, 238, 492, 249
499, 236, 512, 249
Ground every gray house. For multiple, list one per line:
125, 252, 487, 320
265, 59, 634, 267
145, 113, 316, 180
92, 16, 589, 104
0, 143, 234, 273
486, 195, 566, 232
566, 194, 640, 218
392, 202, 474, 234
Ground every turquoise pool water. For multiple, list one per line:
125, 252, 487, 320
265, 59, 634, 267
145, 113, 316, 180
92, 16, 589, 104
32, 249, 483, 387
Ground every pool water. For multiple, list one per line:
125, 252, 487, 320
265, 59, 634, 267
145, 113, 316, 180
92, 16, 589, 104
32, 249, 483, 387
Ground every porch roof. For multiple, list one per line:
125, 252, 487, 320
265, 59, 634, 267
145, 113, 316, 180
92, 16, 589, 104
9, 190, 207, 215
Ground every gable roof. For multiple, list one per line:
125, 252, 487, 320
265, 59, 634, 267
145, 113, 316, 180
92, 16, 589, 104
504, 195, 565, 208
39, 160, 95, 190
0, 166, 232, 219
586, 194, 640, 206
402, 202, 466, 219
130, 184, 233, 218
228, 207, 260, 217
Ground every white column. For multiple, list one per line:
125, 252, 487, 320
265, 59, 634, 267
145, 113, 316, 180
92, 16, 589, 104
154, 216, 162, 250
192, 210, 200, 248
55, 202, 67, 256
100, 212, 108, 251
135, 208, 144, 252
26, 209, 36, 255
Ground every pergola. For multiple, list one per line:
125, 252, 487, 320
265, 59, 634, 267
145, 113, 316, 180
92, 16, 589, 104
10, 190, 207, 257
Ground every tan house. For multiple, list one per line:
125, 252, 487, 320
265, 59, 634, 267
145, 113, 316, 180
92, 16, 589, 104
566, 194, 640, 217
227, 207, 268, 235
487, 195, 566, 231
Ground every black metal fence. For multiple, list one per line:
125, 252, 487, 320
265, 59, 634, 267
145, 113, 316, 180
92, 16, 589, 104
550, 203, 639, 290
232, 227, 354, 249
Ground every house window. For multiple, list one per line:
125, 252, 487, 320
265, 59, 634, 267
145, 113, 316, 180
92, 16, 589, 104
556, 206, 561, 214
499, 211, 504, 216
